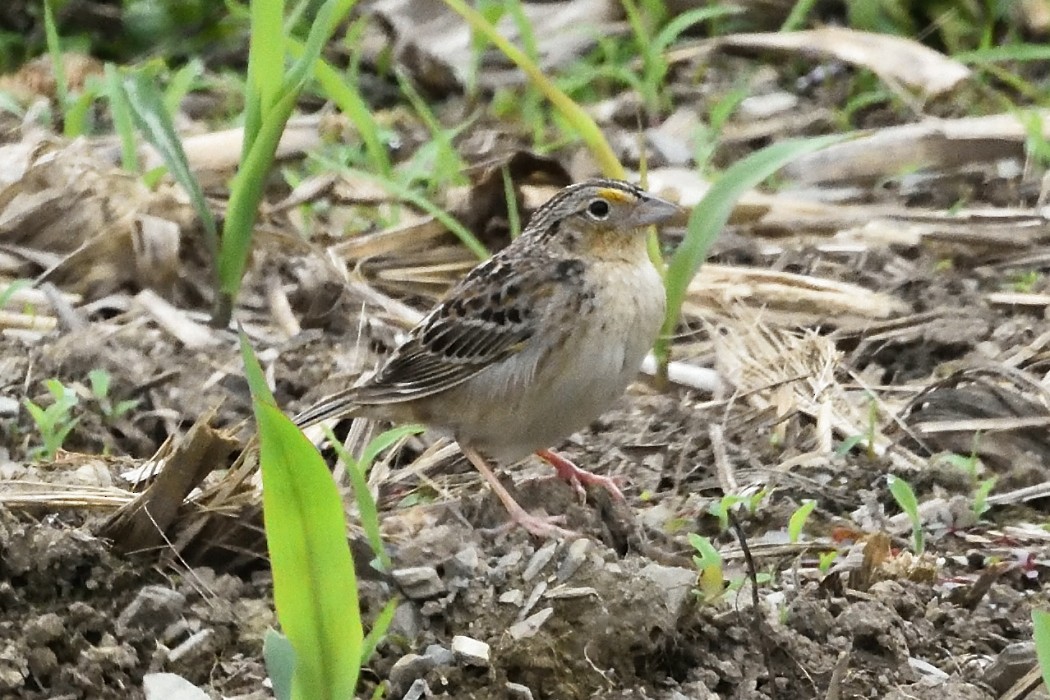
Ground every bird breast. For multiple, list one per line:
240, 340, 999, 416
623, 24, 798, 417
430, 258, 665, 462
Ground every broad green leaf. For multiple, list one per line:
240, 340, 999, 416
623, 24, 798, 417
242, 335, 363, 700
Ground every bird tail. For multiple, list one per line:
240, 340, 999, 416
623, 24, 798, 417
292, 388, 363, 429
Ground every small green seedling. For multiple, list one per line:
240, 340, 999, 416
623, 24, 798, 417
708, 489, 769, 532
818, 550, 838, 575
836, 394, 879, 459
88, 369, 140, 423
887, 475, 924, 554
23, 379, 80, 460
788, 500, 816, 543
938, 440, 995, 521
688, 533, 724, 602
971, 476, 997, 520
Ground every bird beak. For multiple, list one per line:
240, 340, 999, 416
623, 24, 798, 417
627, 195, 682, 228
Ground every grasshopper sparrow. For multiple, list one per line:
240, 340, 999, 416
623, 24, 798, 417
295, 179, 680, 537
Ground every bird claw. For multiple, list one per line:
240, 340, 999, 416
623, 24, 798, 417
483, 510, 577, 539
537, 449, 626, 503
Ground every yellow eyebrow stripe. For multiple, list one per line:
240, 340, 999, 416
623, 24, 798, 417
594, 187, 635, 204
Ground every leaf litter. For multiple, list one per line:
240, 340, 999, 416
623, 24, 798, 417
1, 5, 1050, 700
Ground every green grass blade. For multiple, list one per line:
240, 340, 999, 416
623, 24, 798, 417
243, 0, 285, 157
163, 59, 205, 117
215, 0, 357, 324
42, 0, 70, 135
64, 84, 97, 138
104, 64, 140, 172
216, 88, 299, 320
242, 335, 363, 700
955, 44, 1050, 65
339, 424, 423, 572
320, 161, 489, 259
360, 599, 397, 667
294, 42, 391, 176
780, 0, 820, 31
1034, 609, 1050, 693
442, 0, 624, 179
655, 134, 845, 374
122, 72, 218, 261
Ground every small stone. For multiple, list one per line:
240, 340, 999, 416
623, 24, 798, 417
143, 673, 210, 700
544, 586, 598, 600
499, 589, 524, 606
506, 681, 535, 699
983, 642, 1037, 693
491, 550, 523, 584
519, 581, 547, 619
638, 563, 696, 617
522, 541, 558, 581
25, 613, 65, 645
389, 654, 435, 693
0, 396, 19, 417
738, 91, 799, 120
401, 678, 429, 700
388, 602, 422, 640
167, 629, 215, 665
423, 644, 455, 666
508, 607, 554, 640
556, 538, 590, 582
448, 546, 481, 578
392, 567, 446, 600
26, 647, 57, 679
451, 635, 490, 666
117, 585, 187, 636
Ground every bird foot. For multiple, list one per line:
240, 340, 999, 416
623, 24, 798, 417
483, 510, 578, 539
536, 449, 626, 503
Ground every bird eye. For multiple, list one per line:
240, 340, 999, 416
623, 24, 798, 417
586, 199, 611, 220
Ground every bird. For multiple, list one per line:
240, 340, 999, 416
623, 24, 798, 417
294, 178, 681, 537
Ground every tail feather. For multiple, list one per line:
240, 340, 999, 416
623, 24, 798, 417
292, 388, 362, 428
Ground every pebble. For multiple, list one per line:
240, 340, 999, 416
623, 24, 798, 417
423, 644, 455, 666
117, 585, 187, 635
522, 541, 558, 581
24, 613, 65, 645
167, 629, 215, 665
389, 654, 434, 693
499, 589, 524, 606
143, 673, 209, 700
555, 538, 590, 582
519, 581, 547, 619
638, 563, 696, 617
388, 602, 422, 640
401, 678, 430, 700
506, 681, 535, 699
544, 586, 597, 600
451, 635, 490, 666
392, 567, 446, 600
983, 642, 1036, 693
508, 607, 553, 640
738, 91, 799, 120
448, 546, 480, 578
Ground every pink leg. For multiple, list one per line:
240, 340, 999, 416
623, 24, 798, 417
462, 447, 577, 539
536, 449, 626, 503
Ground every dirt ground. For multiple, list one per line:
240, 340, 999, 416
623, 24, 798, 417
3, 233, 1050, 699
4, 5, 1050, 700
